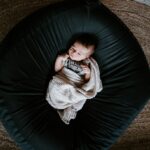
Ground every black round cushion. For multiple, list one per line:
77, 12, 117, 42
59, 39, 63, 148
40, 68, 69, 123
0, 0, 150, 150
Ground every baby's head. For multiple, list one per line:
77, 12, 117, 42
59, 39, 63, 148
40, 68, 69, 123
68, 33, 98, 61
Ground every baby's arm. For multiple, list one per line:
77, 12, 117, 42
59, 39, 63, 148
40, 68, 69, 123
81, 64, 91, 81
54, 53, 69, 72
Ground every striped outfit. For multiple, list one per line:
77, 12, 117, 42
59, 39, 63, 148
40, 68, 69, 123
63, 58, 85, 76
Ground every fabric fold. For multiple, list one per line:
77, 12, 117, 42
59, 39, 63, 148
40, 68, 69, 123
46, 57, 103, 124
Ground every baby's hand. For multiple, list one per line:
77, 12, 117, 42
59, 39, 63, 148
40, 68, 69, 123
81, 64, 90, 75
61, 53, 69, 61
63, 53, 69, 59
81, 64, 91, 81
81, 65, 91, 81
55, 53, 69, 72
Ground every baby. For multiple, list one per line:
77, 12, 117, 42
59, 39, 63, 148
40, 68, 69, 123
54, 33, 98, 82
46, 33, 101, 124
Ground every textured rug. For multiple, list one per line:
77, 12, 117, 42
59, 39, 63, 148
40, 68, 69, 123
134, 0, 150, 6
0, 0, 150, 150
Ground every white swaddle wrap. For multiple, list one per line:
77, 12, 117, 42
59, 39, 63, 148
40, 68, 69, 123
46, 57, 103, 124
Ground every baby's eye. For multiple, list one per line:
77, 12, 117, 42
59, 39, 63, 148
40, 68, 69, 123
78, 53, 81, 55
71, 48, 76, 52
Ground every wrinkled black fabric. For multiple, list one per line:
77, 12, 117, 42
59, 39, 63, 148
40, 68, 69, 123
0, 0, 150, 150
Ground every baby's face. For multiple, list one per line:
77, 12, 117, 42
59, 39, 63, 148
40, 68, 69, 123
68, 42, 94, 61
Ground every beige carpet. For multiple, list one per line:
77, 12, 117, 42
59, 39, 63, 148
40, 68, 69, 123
0, 0, 150, 150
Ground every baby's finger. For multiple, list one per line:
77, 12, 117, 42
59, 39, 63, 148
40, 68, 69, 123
81, 64, 86, 65
81, 65, 88, 69
83, 68, 90, 73
65, 54, 69, 58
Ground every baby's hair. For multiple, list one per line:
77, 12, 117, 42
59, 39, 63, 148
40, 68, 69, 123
68, 33, 99, 50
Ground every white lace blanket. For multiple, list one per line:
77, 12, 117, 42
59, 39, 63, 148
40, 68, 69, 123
46, 57, 103, 124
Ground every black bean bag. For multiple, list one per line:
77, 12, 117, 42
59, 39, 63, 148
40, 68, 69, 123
0, 0, 150, 150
